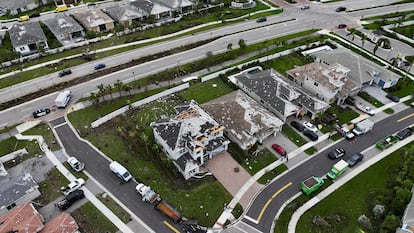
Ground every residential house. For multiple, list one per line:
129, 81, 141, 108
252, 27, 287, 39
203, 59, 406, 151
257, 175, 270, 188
42, 212, 80, 233
129, 0, 172, 20
229, 67, 329, 121
0, 202, 44, 233
202, 90, 284, 150
8, 22, 49, 56
152, 0, 194, 13
0, 30, 5, 45
0, 0, 41, 16
151, 100, 230, 180
286, 62, 359, 104
312, 47, 400, 89
73, 9, 114, 33
43, 15, 85, 42
0, 173, 40, 216
0, 161, 9, 185
104, 4, 147, 27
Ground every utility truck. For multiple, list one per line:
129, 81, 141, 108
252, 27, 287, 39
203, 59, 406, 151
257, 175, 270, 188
327, 159, 349, 179
55, 90, 72, 108
300, 176, 324, 195
352, 119, 374, 136
136, 183, 182, 222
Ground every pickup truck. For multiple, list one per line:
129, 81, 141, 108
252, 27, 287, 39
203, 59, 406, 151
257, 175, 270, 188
334, 124, 355, 140
61, 178, 85, 195
67, 157, 84, 172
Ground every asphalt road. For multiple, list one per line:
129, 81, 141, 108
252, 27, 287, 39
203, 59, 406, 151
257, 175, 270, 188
50, 118, 179, 233
2, 0, 414, 127
242, 107, 414, 232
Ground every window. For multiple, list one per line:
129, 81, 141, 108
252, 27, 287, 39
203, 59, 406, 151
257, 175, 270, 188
314, 82, 319, 87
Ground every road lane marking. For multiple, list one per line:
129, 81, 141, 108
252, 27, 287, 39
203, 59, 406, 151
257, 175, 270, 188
53, 122, 68, 129
244, 215, 259, 224
236, 221, 263, 233
163, 221, 180, 233
397, 113, 414, 122
256, 182, 292, 223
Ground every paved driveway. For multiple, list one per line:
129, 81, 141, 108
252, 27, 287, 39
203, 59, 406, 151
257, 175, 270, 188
204, 152, 263, 209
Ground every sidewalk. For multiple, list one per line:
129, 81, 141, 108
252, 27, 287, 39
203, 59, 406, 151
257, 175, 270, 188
13, 122, 135, 233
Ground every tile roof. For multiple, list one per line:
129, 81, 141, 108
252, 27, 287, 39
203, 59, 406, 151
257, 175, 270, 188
8, 22, 47, 47
152, 0, 194, 9
104, 4, 146, 22
41, 212, 79, 233
0, 173, 39, 209
202, 90, 283, 148
0, 0, 36, 11
129, 0, 153, 14
0, 202, 44, 233
43, 15, 84, 37
73, 9, 114, 28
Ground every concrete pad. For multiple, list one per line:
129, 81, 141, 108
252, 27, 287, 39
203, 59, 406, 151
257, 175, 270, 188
204, 152, 262, 208
16, 120, 41, 133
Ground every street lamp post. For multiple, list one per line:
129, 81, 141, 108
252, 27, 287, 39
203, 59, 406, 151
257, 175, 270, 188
132, 71, 136, 85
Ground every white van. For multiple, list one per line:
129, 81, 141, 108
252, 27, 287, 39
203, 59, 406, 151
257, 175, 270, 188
55, 90, 72, 108
109, 161, 132, 182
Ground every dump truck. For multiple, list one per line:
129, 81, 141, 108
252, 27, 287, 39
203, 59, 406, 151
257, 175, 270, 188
300, 176, 324, 195
376, 135, 399, 150
327, 159, 349, 179
352, 119, 374, 136
136, 183, 182, 223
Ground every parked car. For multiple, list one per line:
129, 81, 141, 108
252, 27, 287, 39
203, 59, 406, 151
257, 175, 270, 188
87, 2, 96, 6
346, 153, 364, 167
328, 148, 346, 159
290, 121, 305, 132
94, 63, 106, 70
355, 103, 375, 116
336, 6, 346, 12
32, 108, 51, 118
18, 15, 29, 22
385, 94, 400, 102
411, 102, 414, 108
67, 157, 84, 172
303, 130, 318, 141
29, 13, 40, 18
1, 26, 7, 30
337, 24, 347, 29
303, 122, 318, 133
395, 128, 413, 140
345, 96, 355, 105
56, 189, 85, 210
58, 69, 72, 77
61, 178, 85, 195
256, 17, 267, 23
272, 144, 287, 156
300, 5, 310, 10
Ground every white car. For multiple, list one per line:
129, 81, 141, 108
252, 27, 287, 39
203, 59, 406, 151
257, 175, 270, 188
67, 157, 85, 172
355, 103, 375, 116
303, 122, 318, 133
61, 178, 85, 195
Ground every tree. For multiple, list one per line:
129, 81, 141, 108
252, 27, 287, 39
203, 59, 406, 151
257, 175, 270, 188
97, 83, 105, 101
360, 33, 367, 47
89, 92, 100, 107
206, 51, 214, 69
373, 42, 379, 55
238, 39, 247, 53
114, 79, 123, 98
123, 84, 132, 96
152, 143, 161, 161
227, 43, 232, 51
106, 84, 113, 101
140, 132, 149, 157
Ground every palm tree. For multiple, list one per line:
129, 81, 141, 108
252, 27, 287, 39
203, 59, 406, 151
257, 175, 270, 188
106, 84, 113, 101
123, 84, 132, 96
238, 39, 246, 53
89, 92, 100, 107
360, 33, 367, 48
97, 83, 105, 101
114, 80, 123, 98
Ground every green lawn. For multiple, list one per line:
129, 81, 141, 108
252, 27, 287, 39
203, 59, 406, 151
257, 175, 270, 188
358, 92, 384, 107
393, 24, 414, 39
304, 147, 317, 155
72, 202, 118, 233
282, 124, 307, 147
97, 193, 131, 224
0, 136, 41, 158
34, 168, 69, 205
178, 78, 236, 104
240, 148, 277, 176
296, 142, 414, 232
387, 77, 414, 97
257, 164, 288, 184
23, 123, 61, 151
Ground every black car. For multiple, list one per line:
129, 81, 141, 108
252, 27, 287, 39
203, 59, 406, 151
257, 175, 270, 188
385, 94, 400, 103
345, 96, 355, 105
328, 148, 346, 159
256, 17, 267, 23
290, 121, 305, 132
32, 108, 51, 118
303, 130, 318, 141
336, 7, 346, 12
29, 13, 40, 18
1, 26, 8, 30
346, 153, 364, 167
396, 128, 413, 140
55, 189, 85, 210
58, 69, 72, 77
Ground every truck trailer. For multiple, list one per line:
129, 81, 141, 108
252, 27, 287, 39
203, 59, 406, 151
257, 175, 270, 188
327, 159, 349, 179
300, 176, 324, 195
352, 119, 374, 136
136, 183, 182, 222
